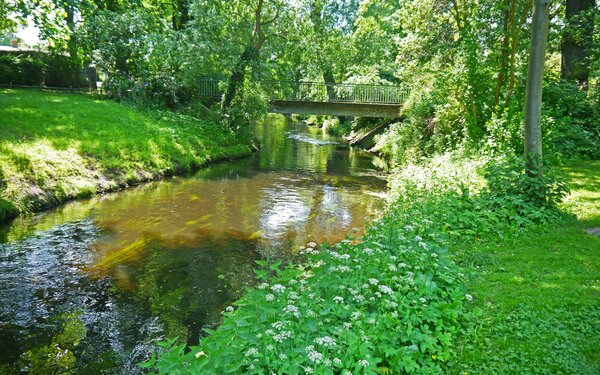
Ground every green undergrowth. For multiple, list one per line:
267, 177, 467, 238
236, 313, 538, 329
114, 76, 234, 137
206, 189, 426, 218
144, 152, 571, 373
452, 160, 600, 374
0, 88, 252, 221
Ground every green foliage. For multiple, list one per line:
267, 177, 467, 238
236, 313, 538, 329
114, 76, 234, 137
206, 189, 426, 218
542, 82, 600, 159
0, 53, 46, 85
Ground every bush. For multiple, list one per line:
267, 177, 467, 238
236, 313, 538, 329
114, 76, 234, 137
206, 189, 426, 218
542, 82, 600, 159
0, 53, 45, 86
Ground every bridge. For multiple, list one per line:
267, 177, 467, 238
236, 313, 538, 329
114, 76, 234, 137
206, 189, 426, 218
199, 79, 406, 118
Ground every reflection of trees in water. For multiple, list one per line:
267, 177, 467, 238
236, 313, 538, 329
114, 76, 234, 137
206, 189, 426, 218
113, 234, 259, 347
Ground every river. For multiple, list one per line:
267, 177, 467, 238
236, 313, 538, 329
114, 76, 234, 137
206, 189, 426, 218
0, 116, 386, 373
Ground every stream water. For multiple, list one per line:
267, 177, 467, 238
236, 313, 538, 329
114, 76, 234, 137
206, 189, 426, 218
0, 116, 387, 373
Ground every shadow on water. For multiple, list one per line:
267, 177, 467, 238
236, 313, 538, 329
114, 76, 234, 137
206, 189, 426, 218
0, 116, 387, 372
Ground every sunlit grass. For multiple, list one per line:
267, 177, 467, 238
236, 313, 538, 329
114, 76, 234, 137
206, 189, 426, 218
0, 89, 251, 220
453, 160, 600, 374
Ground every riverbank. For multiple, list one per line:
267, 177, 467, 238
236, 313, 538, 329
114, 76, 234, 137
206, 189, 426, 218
146, 154, 598, 373
0, 89, 252, 223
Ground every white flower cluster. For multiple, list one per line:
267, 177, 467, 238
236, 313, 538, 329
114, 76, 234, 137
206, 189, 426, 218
378, 285, 393, 294
273, 331, 292, 342
265, 294, 275, 302
225, 306, 234, 312
333, 296, 344, 304
358, 359, 369, 367
271, 284, 286, 293
315, 336, 336, 348
368, 278, 379, 285
284, 304, 300, 318
245, 348, 258, 357
257, 282, 269, 290
306, 345, 323, 364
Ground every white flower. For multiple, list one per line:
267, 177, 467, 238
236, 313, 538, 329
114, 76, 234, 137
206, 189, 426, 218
378, 285, 393, 294
415, 235, 423, 242
315, 336, 336, 347
307, 350, 323, 363
284, 304, 300, 318
340, 253, 350, 260
419, 297, 427, 304
257, 282, 269, 289
333, 296, 344, 304
338, 266, 351, 272
404, 225, 414, 231
431, 252, 438, 258
272, 321, 286, 330
289, 279, 298, 285
245, 348, 259, 357
288, 291, 299, 300
388, 264, 398, 272
343, 371, 352, 375
225, 306, 234, 312
465, 293, 473, 301
419, 241, 428, 249
353, 294, 365, 303
343, 322, 352, 329
273, 331, 292, 342
195, 351, 205, 358
368, 278, 379, 285
358, 359, 369, 367
307, 242, 317, 248
367, 318, 376, 325
351, 311, 361, 320
265, 294, 275, 301
271, 284, 286, 293
391, 311, 398, 318
279, 353, 288, 360
364, 247, 373, 255
305, 367, 314, 374
266, 344, 274, 351
333, 358, 342, 365
265, 329, 274, 336
398, 262, 407, 268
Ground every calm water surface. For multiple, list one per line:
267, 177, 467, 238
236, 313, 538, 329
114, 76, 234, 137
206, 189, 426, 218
0, 117, 386, 373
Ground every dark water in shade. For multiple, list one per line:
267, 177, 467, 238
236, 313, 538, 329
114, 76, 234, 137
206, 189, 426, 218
0, 116, 386, 373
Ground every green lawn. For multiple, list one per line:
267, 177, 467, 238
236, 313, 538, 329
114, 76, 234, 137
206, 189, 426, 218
0, 89, 251, 222
453, 160, 600, 374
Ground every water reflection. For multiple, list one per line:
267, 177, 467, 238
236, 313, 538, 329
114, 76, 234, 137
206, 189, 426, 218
0, 116, 386, 372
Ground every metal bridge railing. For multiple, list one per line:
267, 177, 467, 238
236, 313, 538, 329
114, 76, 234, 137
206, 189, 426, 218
198, 79, 407, 105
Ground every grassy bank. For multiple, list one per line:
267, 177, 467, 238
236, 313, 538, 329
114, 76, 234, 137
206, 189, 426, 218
454, 160, 600, 374
0, 89, 252, 222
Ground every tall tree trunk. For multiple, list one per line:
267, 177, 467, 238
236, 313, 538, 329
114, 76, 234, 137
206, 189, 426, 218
66, 3, 80, 87
323, 69, 336, 101
524, 0, 549, 174
221, 0, 275, 112
561, 0, 594, 85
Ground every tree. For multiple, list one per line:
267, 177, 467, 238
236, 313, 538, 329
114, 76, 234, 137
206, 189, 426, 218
561, 0, 596, 86
221, 0, 283, 110
524, 0, 550, 173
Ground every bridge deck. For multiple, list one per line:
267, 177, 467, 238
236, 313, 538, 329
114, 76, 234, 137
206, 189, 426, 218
199, 79, 405, 117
